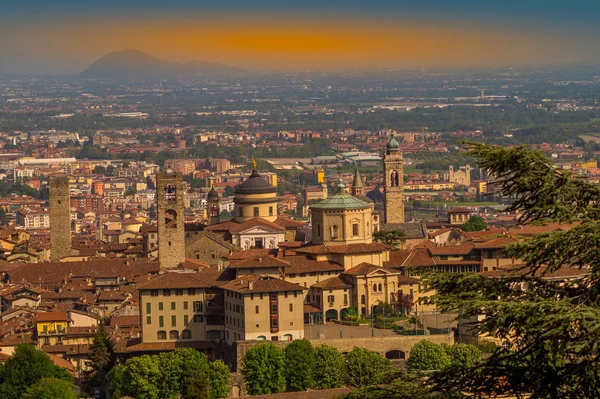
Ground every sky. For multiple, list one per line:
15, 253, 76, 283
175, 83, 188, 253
1, 0, 600, 74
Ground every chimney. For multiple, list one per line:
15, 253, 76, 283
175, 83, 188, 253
248, 281, 254, 291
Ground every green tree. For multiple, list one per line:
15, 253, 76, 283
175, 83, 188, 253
241, 343, 286, 395
156, 351, 182, 398
313, 345, 345, 389
21, 378, 76, 399
373, 230, 406, 250
460, 215, 487, 232
123, 355, 161, 399
173, 348, 211, 390
107, 363, 126, 398
426, 142, 600, 398
208, 360, 231, 398
407, 340, 451, 371
0, 344, 72, 399
0, 208, 8, 225
344, 347, 392, 389
443, 344, 481, 368
89, 324, 115, 373
344, 371, 445, 399
183, 370, 211, 399
284, 339, 314, 391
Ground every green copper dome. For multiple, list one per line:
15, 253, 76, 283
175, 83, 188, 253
311, 179, 371, 210
386, 135, 400, 152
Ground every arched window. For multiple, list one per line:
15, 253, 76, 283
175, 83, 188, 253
332, 225, 339, 238
165, 209, 177, 228
256, 336, 266, 341
361, 295, 366, 305
390, 170, 400, 187
157, 331, 166, 340
164, 184, 176, 200
378, 283, 383, 292
373, 284, 377, 292
170, 330, 179, 340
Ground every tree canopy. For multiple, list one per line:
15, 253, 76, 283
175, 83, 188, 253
284, 339, 315, 391
21, 378, 76, 399
460, 215, 487, 232
241, 343, 286, 395
425, 142, 600, 398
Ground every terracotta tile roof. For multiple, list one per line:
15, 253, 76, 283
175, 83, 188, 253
274, 217, 306, 228
294, 242, 389, 255
109, 315, 140, 328
395, 248, 437, 268
137, 271, 210, 290
229, 248, 279, 260
447, 207, 471, 213
388, 251, 411, 266
482, 264, 588, 280
311, 276, 352, 289
343, 262, 397, 276
228, 218, 286, 233
285, 256, 344, 274
221, 275, 305, 294
229, 255, 290, 269
474, 237, 519, 249
36, 310, 68, 322
47, 353, 75, 373
462, 228, 507, 239
304, 303, 322, 313
429, 242, 475, 256
126, 339, 214, 352
398, 275, 421, 285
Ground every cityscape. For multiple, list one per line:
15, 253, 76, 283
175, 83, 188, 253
1, 1, 600, 398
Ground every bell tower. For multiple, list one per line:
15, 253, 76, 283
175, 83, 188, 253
157, 172, 185, 269
383, 135, 404, 224
207, 178, 221, 226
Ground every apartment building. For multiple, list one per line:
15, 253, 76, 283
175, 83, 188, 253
16, 208, 51, 229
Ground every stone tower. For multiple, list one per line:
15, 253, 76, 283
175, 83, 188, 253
351, 167, 364, 196
383, 135, 404, 224
50, 176, 72, 261
207, 180, 220, 226
157, 172, 185, 269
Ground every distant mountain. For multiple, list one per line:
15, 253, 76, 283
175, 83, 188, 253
81, 49, 243, 79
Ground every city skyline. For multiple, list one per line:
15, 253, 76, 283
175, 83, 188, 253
1, 0, 600, 74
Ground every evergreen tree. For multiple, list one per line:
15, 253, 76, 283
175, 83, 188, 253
344, 347, 392, 389
313, 345, 345, 389
426, 142, 600, 398
460, 215, 487, 232
89, 324, 115, 373
183, 371, 211, 399
406, 341, 451, 371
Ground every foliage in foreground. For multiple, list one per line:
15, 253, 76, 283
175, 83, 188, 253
107, 348, 230, 399
425, 142, 600, 398
21, 378, 77, 399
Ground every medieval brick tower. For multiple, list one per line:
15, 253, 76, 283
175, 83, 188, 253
157, 172, 185, 269
383, 135, 405, 224
50, 176, 72, 261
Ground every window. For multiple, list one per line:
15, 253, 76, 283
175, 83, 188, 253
151, 290, 158, 297
171, 315, 177, 327
255, 306, 259, 314
269, 206, 273, 216
284, 291, 288, 298
253, 207, 259, 217
361, 295, 366, 305
184, 315, 189, 325
327, 295, 335, 304
169, 330, 179, 340
146, 302, 151, 314
272, 336, 279, 341
157, 331, 166, 340
163, 289, 171, 297
271, 304, 278, 314
260, 293, 263, 300
182, 330, 192, 339
373, 284, 377, 292
289, 304, 293, 312
159, 316, 164, 327
250, 293, 254, 300
146, 316, 151, 324
316, 224, 321, 237
175, 289, 183, 296
183, 301, 188, 310
378, 283, 382, 292
239, 207, 244, 217
193, 301, 203, 312
194, 314, 203, 323
352, 223, 359, 236
188, 288, 195, 295
171, 302, 176, 310
158, 302, 163, 311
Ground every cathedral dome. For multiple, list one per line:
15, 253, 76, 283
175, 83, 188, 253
235, 170, 276, 195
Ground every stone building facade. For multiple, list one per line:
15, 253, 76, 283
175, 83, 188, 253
383, 135, 404, 224
49, 176, 72, 261
157, 172, 185, 269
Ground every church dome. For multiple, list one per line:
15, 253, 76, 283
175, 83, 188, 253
235, 170, 276, 195
207, 187, 219, 200
386, 135, 400, 152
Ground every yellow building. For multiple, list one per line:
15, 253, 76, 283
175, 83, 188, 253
36, 311, 68, 346
234, 168, 278, 223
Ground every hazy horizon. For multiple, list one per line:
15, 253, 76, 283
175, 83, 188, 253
1, 0, 600, 74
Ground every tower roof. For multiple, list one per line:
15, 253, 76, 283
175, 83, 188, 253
352, 167, 364, 188
386, 134, 400, 152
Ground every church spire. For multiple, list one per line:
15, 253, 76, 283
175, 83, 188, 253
352, 167, 364, 196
